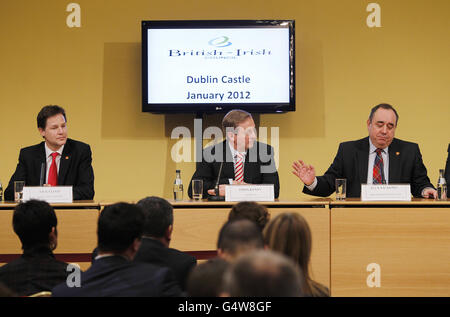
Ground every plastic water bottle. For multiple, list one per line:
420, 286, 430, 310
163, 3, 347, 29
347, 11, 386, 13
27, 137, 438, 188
173, 170, 183, 201
437, 169, 447, 200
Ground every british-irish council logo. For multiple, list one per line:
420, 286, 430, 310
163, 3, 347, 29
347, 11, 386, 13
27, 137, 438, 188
208, 36, 232, 47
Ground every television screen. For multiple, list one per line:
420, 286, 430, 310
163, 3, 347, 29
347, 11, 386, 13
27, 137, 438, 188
142, 20, 295, 114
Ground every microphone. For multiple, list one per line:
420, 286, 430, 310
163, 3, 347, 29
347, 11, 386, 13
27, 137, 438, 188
208, 161, 225, 201
39, 162, 46, 186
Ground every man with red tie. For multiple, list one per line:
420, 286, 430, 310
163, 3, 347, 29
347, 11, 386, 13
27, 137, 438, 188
4, 105, 94, 201
188, 109, 280, 199
292, 103, 437, 198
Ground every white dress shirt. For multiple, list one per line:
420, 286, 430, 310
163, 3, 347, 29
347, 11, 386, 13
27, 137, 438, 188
367, 139, 389, 184
227, 141, 247, 184
44, 143, 64, 184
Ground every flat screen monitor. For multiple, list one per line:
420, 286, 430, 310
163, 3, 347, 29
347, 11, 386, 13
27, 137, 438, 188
142, 20, 295, 114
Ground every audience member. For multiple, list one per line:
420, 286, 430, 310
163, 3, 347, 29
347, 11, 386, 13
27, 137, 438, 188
134, 196, 197, 291
263, 212, 329, 297
228, 201, 270, 231
221, 249, 305, 297
186, 258, 229, 297
52, 202, 182, 296
0, 200, 69, 296
217, 219, 265, 262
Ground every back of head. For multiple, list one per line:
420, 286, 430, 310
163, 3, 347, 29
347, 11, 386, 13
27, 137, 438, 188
37, 105, 66, 129
263, 213, 312, 277
13, 200, 57, 250
222, 109, 252, 132
186, 258, 229, 297
97, 202, 144, 253
222, 250, 304, 297
228, 202, 270, 231
217, 220, 264, 260
136, 196, 173, 237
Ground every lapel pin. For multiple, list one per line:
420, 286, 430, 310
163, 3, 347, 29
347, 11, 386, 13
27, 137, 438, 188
65, 156, 69, 159
396, 152, 400, 156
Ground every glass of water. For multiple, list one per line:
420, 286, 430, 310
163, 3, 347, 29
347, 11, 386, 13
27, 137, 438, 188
192, 179, 203, 200
335, 178, 346, 201
14, 181, 25, 202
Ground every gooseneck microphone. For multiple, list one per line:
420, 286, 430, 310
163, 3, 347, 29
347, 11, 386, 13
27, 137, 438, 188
39, 162, 46, 186
208, 161, 225, 201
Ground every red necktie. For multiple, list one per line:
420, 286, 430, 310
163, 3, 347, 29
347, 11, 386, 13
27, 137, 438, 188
372, 148, 386, 184
48, 152, 59, 186
234, 153, 244, 183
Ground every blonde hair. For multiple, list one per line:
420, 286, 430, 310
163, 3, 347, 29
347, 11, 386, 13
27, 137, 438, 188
263, 213, 328, 296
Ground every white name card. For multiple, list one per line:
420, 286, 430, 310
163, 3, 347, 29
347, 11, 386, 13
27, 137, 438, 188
225, 184, 275, 202
23, 186, 73, 203
361, 184, 411, 201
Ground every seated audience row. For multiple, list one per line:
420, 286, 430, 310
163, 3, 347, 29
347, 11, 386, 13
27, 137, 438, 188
0, 199, 327, 297
187, 204, 329, 297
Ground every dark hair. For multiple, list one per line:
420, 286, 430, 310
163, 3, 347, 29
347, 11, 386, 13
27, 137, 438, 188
136, 196, 173, 237
222, 250, 304, 297
37, 105, 67, 129
217, 220, 264, 256
0, 282, 17, 297
263, 213, 329, 297
368, 103, 399, 125
97, 203, 144, 253
186, 258, 229, 297
222, 109, 252, 132
13, 200, 57, 249
228, 202, 270, 231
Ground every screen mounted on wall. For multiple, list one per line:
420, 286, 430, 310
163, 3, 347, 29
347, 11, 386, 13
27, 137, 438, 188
142, 20, 295, 114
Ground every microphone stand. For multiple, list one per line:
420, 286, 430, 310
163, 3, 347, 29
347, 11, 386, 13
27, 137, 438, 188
39, 162, 46, 186
208, 161, 225, 201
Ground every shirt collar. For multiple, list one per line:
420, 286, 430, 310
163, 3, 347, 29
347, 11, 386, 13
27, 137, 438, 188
369, 138, 389, 155
44, 143, 64, 158
227, 140, 246, 158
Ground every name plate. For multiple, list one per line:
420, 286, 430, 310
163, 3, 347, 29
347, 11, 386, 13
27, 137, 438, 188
23, 186, 73, 203
361, 184, 411, 201
225, 184, 275, 202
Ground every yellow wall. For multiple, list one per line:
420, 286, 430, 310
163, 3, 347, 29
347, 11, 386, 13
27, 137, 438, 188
1, 0, 449, 201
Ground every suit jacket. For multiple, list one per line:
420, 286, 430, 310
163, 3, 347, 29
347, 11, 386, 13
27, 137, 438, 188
52, 255, 182, 297
4, 138, 94, 201
0, 246, 69, 296
188, 140, 280, 198
445, 144, 450, 185
133, 238, 197, 291
303, 137, 434, 198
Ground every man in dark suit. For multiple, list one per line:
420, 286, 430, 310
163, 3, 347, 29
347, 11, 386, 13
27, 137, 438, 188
134, 196, 197, 291
292, 103, 436, 198
52, 202, 182, 297
4, 105, 94, 201
445, 144, 450, 185
0, 200, 69, 296
188, 109, 280, 199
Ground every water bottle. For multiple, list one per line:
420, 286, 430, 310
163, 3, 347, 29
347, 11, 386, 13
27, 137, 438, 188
173, 170, 183, 201
437, 169, 447, 200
